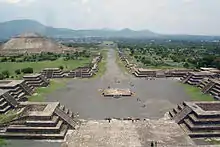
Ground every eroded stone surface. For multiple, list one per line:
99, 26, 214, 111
65, 114, 194, 147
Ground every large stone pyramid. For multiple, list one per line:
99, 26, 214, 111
0, 33, 68, 55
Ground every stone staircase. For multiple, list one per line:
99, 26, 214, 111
170, 101, 220, 138
0, 102, 77, 140
23, 74, 49, 88
67, 67, 93, 78
181, 73, 192, 84
41, 68, 64, 79
202, 81, 215, 93
0, 90, 18, 114
54, 105, 76, 128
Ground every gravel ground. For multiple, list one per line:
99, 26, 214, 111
64, 114, 194, 147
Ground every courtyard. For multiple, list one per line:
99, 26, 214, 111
45, 48, 191, 120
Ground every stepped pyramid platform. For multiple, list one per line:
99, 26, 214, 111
0, 90, 18, 114
0, 80, 34, 102
23, 74, 49, 88
41, 68, 64, 78
165, 69, 192, 77
169, 101, 220, 138
0, 102, 77, 139
199, 78, 220, 100
133, 68, 158, 77
101, 88, 133, 97
181, 72, 217, 86
67, 67, 93, 78
133, 68, 192, 78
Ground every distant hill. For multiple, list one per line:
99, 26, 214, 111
0, 19, 158, 39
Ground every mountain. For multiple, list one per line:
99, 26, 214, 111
0, 19, 158, 39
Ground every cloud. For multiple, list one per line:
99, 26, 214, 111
0, 0, 220, 35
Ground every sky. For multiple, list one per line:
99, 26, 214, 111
0, 0, 220, 35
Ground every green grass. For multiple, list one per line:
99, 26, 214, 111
0, 139, 7, 147
29, 79, 68, 102
115, 51, 129, 74
180, 83, 214, 101
0, 110, 18, 125
93, 49, 107, 78
206, 138, 220, 145
0, 58, 91, 79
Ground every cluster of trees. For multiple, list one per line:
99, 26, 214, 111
0, 50, 91, 63
63, 43, 99, 49
118, 40, 220, 69
63, 50, 90, 60
0, 67, 33, 80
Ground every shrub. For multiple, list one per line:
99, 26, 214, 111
15, 69, 21, 75
0, 74, 4, 80
2, 70, 10, 78
59, 66, 64, 70
21, 67, 33, 74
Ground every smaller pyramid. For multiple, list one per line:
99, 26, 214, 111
0, 32, 67, 55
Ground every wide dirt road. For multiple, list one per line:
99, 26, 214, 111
46, 48, 191, 119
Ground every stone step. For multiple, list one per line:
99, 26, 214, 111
184, 118, 220, 131
0, 98, 5, 103
15, 92, 26, 100
212, 87, 220, 93
7, 120, 64, 133
25, 116, 59, 127
0, 101, 8, 109
210, 90, 219, 96
11, 89, 23, 96
169, 110, 175, 118
188, 113, 220, 124
181, 122, 220, 138
214, 95, 220, 100
0, 105, 11, 114
0, 124, 68, 139
55, 108, 75, 128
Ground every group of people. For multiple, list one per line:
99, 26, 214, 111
104, 117, 142, 123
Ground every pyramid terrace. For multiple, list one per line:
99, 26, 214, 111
169, 101, 220, 138
0, 102, 77, 139
0, 80, 34, 102
23, 74, 49, 88
181, 71, 217, 85
0, 89, 18, 114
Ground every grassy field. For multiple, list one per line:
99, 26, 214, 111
115, 50, 130, 74
0, 58, 91, 79
93, 49, 107, 78
180, 83, 214, 101
29, 79, 68, 102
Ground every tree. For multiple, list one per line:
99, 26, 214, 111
21, 67, 33, 74
15, 69, 21, 75
183, 62, 189, 68
59, 66, 64, 70
0, 74, 4, 80
2, 70, 10, 78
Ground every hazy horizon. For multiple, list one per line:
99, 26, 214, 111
0, 0, 220, 36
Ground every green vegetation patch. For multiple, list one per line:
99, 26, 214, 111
0, 58, 90, 79
115, 51, 129, 74
29, 79, 68, 102
205, 138, 220, 145
0, 139, 7, 147
93, 49, 107, 78
0, 110, 18, 125
180, 83, 214, 101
